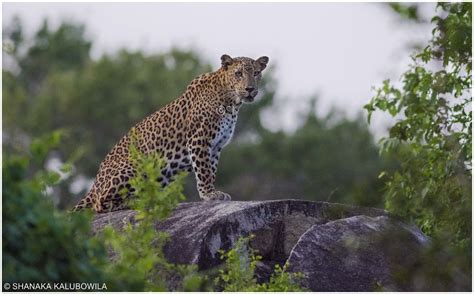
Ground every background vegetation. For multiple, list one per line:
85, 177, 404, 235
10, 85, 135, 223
2, 2, 471, 291
3, 15, 389, 209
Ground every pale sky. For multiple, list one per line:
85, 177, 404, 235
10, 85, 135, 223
3, 2, 436, 137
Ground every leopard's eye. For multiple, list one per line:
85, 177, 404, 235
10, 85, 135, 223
254, 71, 260, 76
235, 70, 242, 78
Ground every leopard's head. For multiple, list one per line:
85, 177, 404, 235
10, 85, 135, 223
220, 54, 269, 103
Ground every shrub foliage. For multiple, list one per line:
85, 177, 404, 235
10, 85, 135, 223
365, 3, 471, 290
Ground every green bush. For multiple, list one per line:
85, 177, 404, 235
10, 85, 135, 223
2, 132, 110, 284
100, 130, 208, 291
215, 235, 306, 292
365, 3, 471, 290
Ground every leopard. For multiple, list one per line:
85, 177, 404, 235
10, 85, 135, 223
72, 54, 269, 212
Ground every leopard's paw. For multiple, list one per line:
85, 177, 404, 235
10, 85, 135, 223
202, 190, 232, 201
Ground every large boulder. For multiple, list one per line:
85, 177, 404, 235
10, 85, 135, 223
286, 215, 430, 291
92, 199, 429, 291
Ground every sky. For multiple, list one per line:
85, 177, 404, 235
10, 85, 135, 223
3, 2, 436, 137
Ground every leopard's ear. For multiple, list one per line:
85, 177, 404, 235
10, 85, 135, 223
221, 54, 234, 70
255, 56, 269, 71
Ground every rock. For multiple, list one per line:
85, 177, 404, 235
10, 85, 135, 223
92, 199, 429, 291
287, 215, 430, 291
281, 213, 319, 257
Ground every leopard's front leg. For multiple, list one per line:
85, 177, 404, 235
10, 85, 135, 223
188, 130, 231, 201
210, 148, 221, 175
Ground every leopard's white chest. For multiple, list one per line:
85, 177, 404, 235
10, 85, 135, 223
212, 114, 237, 152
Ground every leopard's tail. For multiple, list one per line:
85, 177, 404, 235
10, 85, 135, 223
71, 189, 95, 212
72, 197, 93, 212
